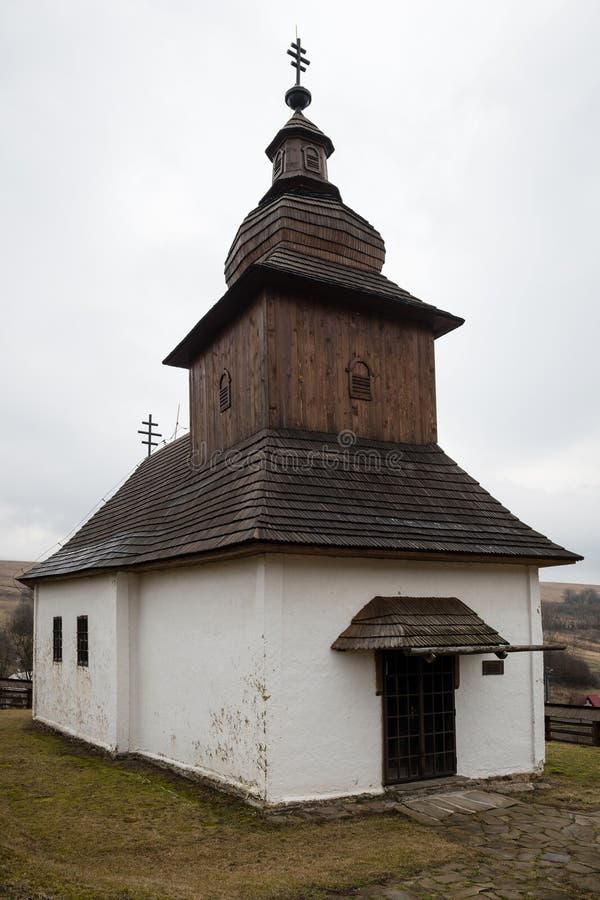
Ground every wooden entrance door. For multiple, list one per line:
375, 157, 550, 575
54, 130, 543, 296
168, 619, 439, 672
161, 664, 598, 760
383, 652, 456, 784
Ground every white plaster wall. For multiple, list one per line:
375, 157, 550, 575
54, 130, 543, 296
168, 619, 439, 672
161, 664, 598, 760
265, 554, 545, 804
34, 574, 123, 750
130, 558, 269, 800
34, 552, 547, 806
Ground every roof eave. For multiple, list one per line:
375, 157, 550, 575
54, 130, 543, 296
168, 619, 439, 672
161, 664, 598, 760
265, 125, 335, 160
163, 264, 464, 369
19, 538, 583, 586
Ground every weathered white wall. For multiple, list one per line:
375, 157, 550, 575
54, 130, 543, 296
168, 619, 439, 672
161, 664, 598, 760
34, 553, 546, 805
34, 574, 127, 750
130, 558, 269, 800
264, 555, 544, 803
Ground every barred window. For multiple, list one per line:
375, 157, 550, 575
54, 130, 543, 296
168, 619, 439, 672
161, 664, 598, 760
77, 615, 88, 667
219, 369, 231, 413
347, 358, 372, 401
52, 616, 62, 663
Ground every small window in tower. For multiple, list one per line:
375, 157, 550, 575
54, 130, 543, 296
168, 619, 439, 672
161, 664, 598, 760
304, 146, 321, 173
347, 359, 372, 401
53, 616, 62, 663
77, 615, 88, 667
273, 149, 285, 179
219, 370, 231, 413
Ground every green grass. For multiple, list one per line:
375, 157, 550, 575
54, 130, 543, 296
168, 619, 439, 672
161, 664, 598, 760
0, 711, 461, 900
541, 741, 600, 807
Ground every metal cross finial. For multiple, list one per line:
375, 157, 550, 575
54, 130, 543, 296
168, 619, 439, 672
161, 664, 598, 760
138, 413, 162, 458
285, 36, 312, 111
287, 37, 310, 86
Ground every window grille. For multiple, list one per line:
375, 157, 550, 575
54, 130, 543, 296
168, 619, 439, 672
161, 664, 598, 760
77, 615, 88, 667
219, 370, 231, 413
304, 146, 320, 173
383, 652, 456, 783
52, 616, 62, 663
347, 359, 372, 401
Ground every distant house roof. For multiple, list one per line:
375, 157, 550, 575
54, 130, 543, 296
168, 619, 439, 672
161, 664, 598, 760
574, 694, 600, 707
21, 429, 582, 584
331, 596, 509, 652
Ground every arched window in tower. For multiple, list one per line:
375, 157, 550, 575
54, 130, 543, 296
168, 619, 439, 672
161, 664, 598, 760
273, 149, 285, 179
219, 369, 231, 413
347, 359, 372, 401
303, 146, 321, 174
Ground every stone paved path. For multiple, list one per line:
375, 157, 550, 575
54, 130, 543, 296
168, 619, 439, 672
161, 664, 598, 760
401, 789, 519, 823
352, 791, 600, 899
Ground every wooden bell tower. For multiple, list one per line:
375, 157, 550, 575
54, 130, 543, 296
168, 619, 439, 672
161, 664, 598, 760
165, 40, 463, 456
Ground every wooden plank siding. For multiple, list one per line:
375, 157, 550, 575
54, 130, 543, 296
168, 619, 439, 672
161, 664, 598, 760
265, 289, 437, 444
189, 294, 268, 455
189, 287, 437, 454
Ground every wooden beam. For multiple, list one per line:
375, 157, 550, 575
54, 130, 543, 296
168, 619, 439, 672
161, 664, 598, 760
405, 643, 566, 657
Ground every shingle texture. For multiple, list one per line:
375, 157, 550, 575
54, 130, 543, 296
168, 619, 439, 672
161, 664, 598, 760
224, 192, 386, 286
21, 429, 581, 582
259, 247, 422, 304
164, 250, 462, 368
331, 595, 509, 652
265, 110, 335, 159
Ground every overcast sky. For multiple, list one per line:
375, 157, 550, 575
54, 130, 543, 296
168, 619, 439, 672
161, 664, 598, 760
1, 0, 599, 583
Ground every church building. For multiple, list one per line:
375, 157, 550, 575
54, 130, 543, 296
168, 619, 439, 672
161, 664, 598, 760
23, 42, 581, 805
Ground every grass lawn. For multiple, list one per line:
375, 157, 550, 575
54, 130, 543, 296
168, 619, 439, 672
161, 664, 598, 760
541, 740, 600, 808
0, 711, 461, 900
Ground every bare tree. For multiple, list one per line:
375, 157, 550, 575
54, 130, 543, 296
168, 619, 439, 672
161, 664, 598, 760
0, 629, 13, 678
8, 589, 34, 679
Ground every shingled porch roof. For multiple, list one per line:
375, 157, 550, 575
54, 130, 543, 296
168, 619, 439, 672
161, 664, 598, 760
331, 596, 509, 653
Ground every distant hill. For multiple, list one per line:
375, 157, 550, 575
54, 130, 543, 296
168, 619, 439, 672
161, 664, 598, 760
0, 561, 33, 624
540, 581, 600, 604
540, 581, 600, 704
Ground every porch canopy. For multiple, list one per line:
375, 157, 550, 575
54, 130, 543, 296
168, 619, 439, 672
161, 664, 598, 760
331, 596, 564, 658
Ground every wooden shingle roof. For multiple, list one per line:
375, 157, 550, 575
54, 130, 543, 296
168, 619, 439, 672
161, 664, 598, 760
265, 110, 335, 160
260, 248, 423, 305
21, 429, 581, 583
331, 596, 509, 652
224, 192, 386, 286
164, 254, 462, 369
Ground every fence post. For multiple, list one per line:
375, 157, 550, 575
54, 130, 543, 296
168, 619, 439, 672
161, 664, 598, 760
544, 716, 552, 741
592, 722, 600, 747
26, 688, 33, 710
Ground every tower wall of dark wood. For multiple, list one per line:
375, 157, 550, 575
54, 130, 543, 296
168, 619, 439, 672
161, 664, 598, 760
189, 295, 268, 455
265, 289, 437, 443
189, 289, 437, 454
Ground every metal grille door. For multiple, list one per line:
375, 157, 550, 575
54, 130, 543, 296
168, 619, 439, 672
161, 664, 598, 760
383, 652, 456, 784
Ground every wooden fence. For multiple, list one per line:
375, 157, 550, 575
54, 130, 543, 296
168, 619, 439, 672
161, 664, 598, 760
0, 679, 32, 710
545, 703, 600, 746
